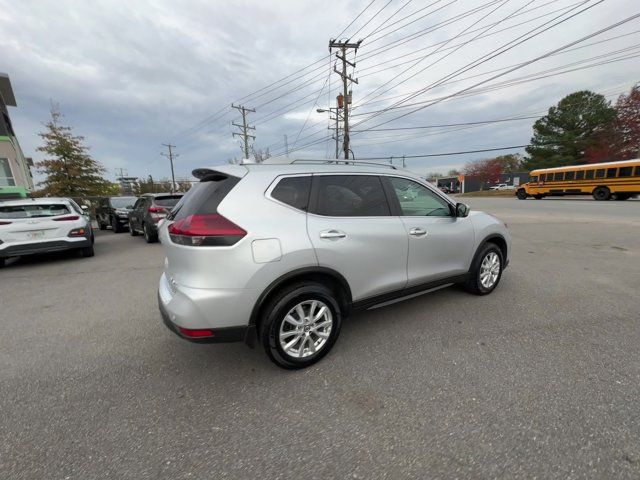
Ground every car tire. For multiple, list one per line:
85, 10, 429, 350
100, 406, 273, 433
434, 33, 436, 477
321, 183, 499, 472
79, 245, 95, 258
516, 189, 527, 200
98, 221, 107, 231
0, 258, 5, 268
129, 222, 139, 236
111, 216, 123, 233
593, 187, 611, 201
464, 243, 504, 296
143, 223, 158, 243
259, 282, 342, 369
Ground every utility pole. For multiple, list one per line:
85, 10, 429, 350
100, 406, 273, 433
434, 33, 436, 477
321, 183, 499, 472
402, 155, 406, 168
284, 135, 289, 157
329, 39, 361, 160
231, 104, 256, 160
161, 143, 178, 193
115, 167, 127, 180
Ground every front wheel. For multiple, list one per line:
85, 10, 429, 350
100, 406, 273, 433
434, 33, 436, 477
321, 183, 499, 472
79, 245, 95, 258
111, 216, 123, 233
259, 282, 342, 369
129, 222, 139, 236
593, 187, 611, 201
464, 243, 504, 295
516, 189, 527, 200
143, 223, 158, 243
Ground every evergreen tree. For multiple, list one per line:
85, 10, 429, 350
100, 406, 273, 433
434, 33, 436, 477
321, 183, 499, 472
36, 105, 111, 197
524, 91, 617, 170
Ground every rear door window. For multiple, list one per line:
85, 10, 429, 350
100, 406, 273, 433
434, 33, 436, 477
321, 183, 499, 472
311, 175, 390, 217
271, 176, 311, 211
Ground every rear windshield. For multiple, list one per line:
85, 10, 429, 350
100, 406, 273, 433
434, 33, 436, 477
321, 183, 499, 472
111, 197, 136, 208
154, 196, 182, 207
169, 175, 240, 221
0, 203, 71, 219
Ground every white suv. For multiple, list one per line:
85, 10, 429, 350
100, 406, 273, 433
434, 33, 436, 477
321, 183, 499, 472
158, 162, 510, 369
0, 197, 94, 266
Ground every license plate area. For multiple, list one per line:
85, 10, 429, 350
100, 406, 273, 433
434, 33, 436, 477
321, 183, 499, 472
27, 230, 46, 239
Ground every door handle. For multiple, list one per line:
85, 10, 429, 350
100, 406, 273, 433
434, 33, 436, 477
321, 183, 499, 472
320, 229, 347, 239
409, 227, 427, 237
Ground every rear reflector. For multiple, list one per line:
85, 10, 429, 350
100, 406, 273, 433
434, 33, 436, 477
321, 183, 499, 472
53, 215, 80, 221
178, 326, 214, 338
168, 214, 246, 246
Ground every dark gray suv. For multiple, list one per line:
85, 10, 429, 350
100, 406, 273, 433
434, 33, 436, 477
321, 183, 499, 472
128, 193, 183, 243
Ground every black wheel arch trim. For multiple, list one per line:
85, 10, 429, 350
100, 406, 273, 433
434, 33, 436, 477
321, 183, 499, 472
475, 234, 508, 267
248, 266, 353, 329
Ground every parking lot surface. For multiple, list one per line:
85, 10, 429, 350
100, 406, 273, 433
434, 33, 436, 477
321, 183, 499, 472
1, 197, 639, 479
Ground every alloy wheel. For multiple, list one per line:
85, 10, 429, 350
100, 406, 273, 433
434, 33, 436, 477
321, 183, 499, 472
479, 252, 500, 289
278, 300, 333, 359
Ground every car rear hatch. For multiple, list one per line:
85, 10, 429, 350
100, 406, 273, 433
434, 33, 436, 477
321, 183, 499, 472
0, 203, 81, 243
159, 166, 249, 289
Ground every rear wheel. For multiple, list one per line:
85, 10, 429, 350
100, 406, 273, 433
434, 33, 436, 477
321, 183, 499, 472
516, 189, 527, 200
259, 282, 342, 369
464, 243, 504, 295
143, 223, 158, 243
593, 187, 611, 201
0, 258, 5, 268
79, 245, 95, 258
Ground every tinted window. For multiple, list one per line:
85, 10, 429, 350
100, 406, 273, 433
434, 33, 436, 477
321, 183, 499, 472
585, 170, 594, 180
154, 195, 183, 207
539, 173, 546, 182
530, 176, 538, 182
565, 171, 575, 180
619, 166, 632, 177
0, 203, 71, 219
606, 168, 617, 178
314, 175, 390, 217
170, 175, 240, 221
389, 177, 451, 217
576, 170, 585, 180
133, 198, 145, 209
596, 169, 605, 178
272, 176, 311, 211
554, 172, 564, 181
635, 166, 640, 177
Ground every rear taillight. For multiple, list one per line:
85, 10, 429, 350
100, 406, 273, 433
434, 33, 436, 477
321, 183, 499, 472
53, 215, 80, 221
0, 220, 11, 225
148, 206, 165, 213
68, 227, 87, 237
168, 214, 246, 246
178, 326, 214, 338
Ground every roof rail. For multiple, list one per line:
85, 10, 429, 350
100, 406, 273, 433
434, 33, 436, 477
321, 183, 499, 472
290, 159, 398, 170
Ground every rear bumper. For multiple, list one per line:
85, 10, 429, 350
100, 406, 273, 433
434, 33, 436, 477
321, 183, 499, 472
0, 237, 91, 258
157, 272, 257, 344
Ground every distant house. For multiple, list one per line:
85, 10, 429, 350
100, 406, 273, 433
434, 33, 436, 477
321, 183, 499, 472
0, 73, 34, 194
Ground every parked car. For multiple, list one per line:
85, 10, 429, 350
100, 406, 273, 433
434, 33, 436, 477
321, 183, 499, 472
0, 197, 94, 266
95, 196, 137, 233
489, 184, 515, 191
128, 193, 183, 243
157, 162, 511, 369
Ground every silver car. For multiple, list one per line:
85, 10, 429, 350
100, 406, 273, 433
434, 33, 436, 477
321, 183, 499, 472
158, 162, 511, 369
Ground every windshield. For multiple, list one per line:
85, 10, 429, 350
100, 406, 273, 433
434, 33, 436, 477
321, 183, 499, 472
111, 197, 136, 209
154, 196, 182, 207
0, 203, 71, 219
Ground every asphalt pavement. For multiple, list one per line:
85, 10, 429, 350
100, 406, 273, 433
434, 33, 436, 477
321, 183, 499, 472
1, 197, 639, 479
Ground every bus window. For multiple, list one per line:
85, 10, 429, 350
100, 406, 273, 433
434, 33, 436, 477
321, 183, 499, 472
596, 169, 605, 178
606, 168, 617, 178
619, 166, 632, 177
576, 170, 585, 180
586, 170, 594, 180
554, 172, 564, 181
530, 176, 538, 183
565, 171, 575, 180
635, 166, 640, 176
540, 173, 546, 182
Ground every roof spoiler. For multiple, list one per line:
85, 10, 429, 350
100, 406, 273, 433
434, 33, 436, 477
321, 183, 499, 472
192, 165, 248, 180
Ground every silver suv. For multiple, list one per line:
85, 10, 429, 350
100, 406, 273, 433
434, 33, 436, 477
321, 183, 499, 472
158, 162, 510, 369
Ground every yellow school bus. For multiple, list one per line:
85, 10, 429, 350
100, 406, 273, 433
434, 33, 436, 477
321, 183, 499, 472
516, 158, 640, 201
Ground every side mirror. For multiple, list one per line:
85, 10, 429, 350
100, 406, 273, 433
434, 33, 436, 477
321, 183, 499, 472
81, 205, 89, 211
455, 202, 470, 218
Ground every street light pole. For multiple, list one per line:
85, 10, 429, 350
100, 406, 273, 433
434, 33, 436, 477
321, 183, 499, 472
317, 107, 341, 160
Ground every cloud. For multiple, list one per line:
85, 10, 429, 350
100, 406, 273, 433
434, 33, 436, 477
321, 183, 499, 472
1, 0, 638, 183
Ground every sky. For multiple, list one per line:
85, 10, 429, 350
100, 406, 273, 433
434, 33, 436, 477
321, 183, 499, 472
1, 0, 639, 184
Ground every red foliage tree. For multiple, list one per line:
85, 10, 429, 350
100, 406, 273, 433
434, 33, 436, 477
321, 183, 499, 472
614, 85, 640, 160
463, 157, 503, 186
